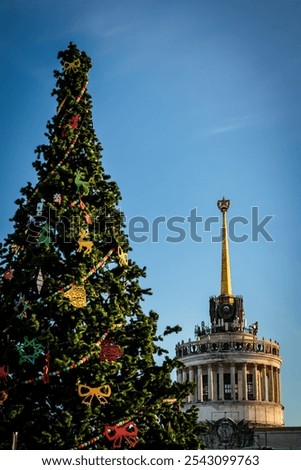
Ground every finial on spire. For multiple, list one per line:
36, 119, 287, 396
217, 197, 232, 296
217, 197, 230, 213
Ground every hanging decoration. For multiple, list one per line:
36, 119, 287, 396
103, 421, 139, 449
77, 230, 93, 255
17, 305, 30, 320
64, 285, 87, 308
84, 211, 92, 225
53, 193, 62, 205
36, 269, 44, 294
3, 268, 14, 280
75, 170, 90, 195
0, 390, 8, 405
36, 199, 45, 216
63, 58, 81, 73
99, 340, 123, 362
14, 293, 25, 310
78, 384, 112, 406
70, 196, 92, 225
117, 246, 128, 267
11, 244, 24, 254
21, 332, 110, 386
57, 96, 67, 115
42, 352, 51, 384
26, 76, 89, 207
62, 114, 80, 137
0, 365, 8, 384
16, 337, 44, 365
38, 224, 51, 245
14, 294, 30, 319
162, 398, 177, 405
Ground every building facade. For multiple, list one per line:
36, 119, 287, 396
175, 198, 285, 448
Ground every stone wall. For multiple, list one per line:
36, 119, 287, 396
253, 427, 301, 450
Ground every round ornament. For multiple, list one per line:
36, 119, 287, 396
99, 340, 124, 362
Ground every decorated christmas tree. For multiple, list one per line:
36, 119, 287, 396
0, 43, 204, 450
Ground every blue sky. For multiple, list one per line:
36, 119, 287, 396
0, 0, 300, 426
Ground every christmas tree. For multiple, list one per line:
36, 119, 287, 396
0, 43, 205, 450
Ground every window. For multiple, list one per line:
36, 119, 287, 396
247, 374, 253, 400
224, 373, 231, 400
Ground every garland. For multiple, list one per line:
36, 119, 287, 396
21, 332, 108, 385
27, 76, 89, 205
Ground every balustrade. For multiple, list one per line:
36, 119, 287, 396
176, 337, 280, 358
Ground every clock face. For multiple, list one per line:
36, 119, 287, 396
218, 303, 234, 321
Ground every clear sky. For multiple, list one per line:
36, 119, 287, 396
0, 0, 300, 426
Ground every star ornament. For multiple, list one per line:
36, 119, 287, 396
16, 337, 43, 365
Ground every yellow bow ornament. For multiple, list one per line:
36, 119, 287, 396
117, 246, 128, 267
63, 59, 81, 73
78, 384, 112, 405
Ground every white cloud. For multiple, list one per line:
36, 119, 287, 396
207, 116, 255, 136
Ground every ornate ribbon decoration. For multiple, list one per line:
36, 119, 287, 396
63, 58, 81, 73
103, 421, 139, 448
64, 285, 87, 308
117, 246, 128, 267
78, 384, 111, 405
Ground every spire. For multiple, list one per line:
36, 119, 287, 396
217, 197, 232, 296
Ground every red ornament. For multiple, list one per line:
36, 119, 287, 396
42, 352, 51, 384
0, 365, 8, 384
99, 340, 123, 362
3, 268, 14, 280
84, 211, 92, 225
68, 114, 80, 129
79, 196, 86, 210
62, 114, 80, 136
103, 422, 138, 448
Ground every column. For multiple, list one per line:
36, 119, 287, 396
188, 367, 195, 403
197, 365, 203, 402
182, 368, 187, 403
269, 366, 275, 402
231, 364, 236, 400
218, 363, 224, 400
257, 367, 262, 401
242, 363, 248, 400
277, 368, 282, 404
177, 369, 183, 383
274, 367, 279, 403
262, 365, 267, 401
237, 368, 243, 400
213, 368, 218, 400
208, 365, 213, 400
253, 364, 258, 400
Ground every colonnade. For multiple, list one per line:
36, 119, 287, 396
177, 363, 281, 404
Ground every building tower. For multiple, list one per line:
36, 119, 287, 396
175, 198, 284, 448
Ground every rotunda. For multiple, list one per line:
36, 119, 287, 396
175, 198, 284, 431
